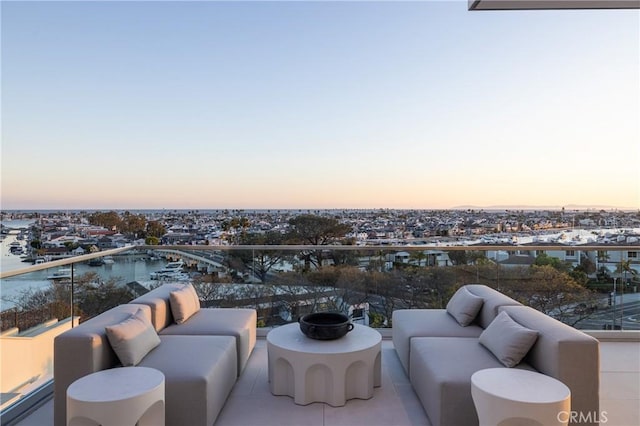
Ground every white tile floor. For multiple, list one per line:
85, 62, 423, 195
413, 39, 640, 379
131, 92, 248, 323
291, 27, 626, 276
598, 342, 640, 426
216, 340, 430, 426
14, 339, 640, 426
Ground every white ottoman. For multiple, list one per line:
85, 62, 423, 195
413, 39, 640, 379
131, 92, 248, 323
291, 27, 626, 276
67, 366, 165, 426
471, 368, 571, 426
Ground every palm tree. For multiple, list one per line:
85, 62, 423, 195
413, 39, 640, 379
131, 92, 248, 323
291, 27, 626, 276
410, 251, 427, 267
596, 250, 610, 271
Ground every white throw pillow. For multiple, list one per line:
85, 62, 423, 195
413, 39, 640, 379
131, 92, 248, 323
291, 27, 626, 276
169, 284, 200, 324
479, 311, 539, 367
446, 286, 484, 326
105, 309, 161, 366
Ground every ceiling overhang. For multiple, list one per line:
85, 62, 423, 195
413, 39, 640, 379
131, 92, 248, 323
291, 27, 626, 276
469, 0, 640, 10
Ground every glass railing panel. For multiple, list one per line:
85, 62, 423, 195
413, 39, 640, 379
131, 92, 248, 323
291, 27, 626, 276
1, 264, 68, 412
0, 250, 142, 414
153, 246, 640, 332
1, 244, 638, 419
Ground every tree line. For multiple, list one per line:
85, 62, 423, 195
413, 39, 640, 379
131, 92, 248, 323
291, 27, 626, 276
88, 211, 166, 242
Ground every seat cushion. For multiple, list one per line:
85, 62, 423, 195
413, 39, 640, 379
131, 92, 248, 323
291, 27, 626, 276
392, 309, 483, 374
139, 335, 237, 426
409, 337, 535, 426
160, 308, 257, 376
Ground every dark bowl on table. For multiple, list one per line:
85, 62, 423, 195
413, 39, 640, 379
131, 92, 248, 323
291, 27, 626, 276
299, 312, 354, 340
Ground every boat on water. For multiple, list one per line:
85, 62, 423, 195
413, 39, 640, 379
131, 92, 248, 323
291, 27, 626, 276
47, 267, 72, 280
103, 256, 114, 264
154, 271, 190, 281
88, 258, 105, 266
10, 246, 24, 255
150, 261, 186, 280
33, 255, 52, 265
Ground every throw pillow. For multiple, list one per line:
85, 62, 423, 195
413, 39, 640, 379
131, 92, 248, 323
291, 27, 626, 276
169, 284, 200, 324
479, 311, 539, 367
105, 309, 161, 366
446, 286, 484, 326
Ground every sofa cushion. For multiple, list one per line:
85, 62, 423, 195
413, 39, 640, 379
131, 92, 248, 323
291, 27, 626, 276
131, 284, 257, 377
446, 286, 484, 326
479, 311, 538, 367
138, 335, 237, 426
409, 337, 535, 426
392, 309, 483, 375
160, 308, 257, 376
105, 308, 161, 366
169, 284, 200, 324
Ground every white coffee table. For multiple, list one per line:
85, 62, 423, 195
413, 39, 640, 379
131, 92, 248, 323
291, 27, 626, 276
267, 322, 382, 407
471, 368, 571, 426
67, 366, 165, 426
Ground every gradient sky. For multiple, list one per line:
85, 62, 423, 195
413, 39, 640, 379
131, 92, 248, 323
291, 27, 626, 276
1, 1, 639, 210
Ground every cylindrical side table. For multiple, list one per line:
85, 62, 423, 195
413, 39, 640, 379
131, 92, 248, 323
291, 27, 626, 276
471, 368, 571, 426
67, 366, 165, 426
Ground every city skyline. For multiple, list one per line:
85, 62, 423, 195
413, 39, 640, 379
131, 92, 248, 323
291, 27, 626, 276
1, 1, 638, 211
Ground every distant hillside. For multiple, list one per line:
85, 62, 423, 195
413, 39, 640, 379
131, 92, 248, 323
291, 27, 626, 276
451, 204, 637, 211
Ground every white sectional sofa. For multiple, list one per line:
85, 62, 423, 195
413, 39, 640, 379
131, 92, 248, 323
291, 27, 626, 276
129, 283, 256, 377
392, 284, 600, 426
54, 283, 256, 426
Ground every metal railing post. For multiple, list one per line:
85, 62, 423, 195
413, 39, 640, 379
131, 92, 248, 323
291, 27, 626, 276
70, 264, 75, 327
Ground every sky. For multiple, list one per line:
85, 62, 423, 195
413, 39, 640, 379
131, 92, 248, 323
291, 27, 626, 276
1, 1, 639, 211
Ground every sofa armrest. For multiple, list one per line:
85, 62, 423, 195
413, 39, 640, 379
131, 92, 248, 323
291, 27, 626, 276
53, 304, 152, 426
500, 305, 600, 426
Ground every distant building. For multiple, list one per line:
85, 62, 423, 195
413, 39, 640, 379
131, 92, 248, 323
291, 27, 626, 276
498, 254, 536, 268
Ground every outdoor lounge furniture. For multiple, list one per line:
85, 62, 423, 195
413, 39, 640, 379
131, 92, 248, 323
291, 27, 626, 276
392, 284, 600, 426
471, 367, 571, 426
54, 283, 256, 426
66, 366, 165, 426
267, 323, 382, 406
129, 283, 257, 377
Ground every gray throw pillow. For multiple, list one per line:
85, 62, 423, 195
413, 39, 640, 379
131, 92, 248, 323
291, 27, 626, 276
169, 283, 200, 324
446, 286, 484, 326
105, 308, 161, 366
479, 311, 539, 367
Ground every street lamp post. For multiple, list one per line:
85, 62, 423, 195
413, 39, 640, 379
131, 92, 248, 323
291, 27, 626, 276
621, 271, 626, 331
612, 277, 617, 329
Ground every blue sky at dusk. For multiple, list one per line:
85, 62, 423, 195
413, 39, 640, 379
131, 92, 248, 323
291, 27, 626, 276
1, 1, 638, 210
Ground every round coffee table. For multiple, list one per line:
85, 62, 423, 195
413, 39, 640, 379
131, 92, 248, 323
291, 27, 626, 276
471, 368, 571, 426
267, 322, 382, 406
67, 366, 165, 426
